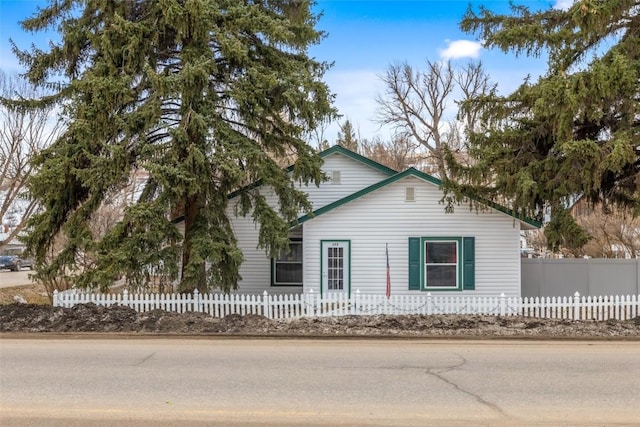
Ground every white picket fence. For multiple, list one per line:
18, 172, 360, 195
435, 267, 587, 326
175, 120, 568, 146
52, 289, 640, 321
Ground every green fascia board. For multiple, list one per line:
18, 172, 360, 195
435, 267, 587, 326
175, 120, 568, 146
479, 197, 542, 229
319, 145, 398, 176
294, 167, 542, 229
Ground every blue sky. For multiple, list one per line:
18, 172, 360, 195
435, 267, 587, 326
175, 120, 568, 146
0, 0, 567, 142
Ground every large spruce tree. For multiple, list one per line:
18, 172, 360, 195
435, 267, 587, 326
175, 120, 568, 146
14, 0, 335, 292
451, 1, 639, 250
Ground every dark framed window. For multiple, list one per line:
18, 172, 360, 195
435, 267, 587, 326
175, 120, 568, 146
425, 240, 458, 288
272, 239, 303, 285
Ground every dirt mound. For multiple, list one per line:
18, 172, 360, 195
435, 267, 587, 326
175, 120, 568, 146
1, 303, 639, 338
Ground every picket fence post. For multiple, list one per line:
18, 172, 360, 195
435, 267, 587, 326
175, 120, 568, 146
122, 289, 129, 308
193, 289, 200, 312
263, 291, 270, 319
573, 292, 580, 320
499, 293, 506, 317
307, 289, 315, 317
302, 289, 313, 317
352, 289, 360, 315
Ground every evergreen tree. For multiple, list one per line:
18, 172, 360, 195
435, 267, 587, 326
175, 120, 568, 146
451, 1, 639, 250
14, 0, 335, 292
336, 119, 358, 152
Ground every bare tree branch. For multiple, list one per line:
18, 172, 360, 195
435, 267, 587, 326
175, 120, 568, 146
376, 60, 496, 179
360, 133, 421, 171
0, 70, 62, 251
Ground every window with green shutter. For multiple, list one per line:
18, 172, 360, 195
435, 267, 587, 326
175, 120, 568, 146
424, 239, 459, 288
407, 236, 475, 291
408, 237, 421, 290
462, 237, 475, 290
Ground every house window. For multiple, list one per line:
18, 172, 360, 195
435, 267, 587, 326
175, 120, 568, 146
331, 170, 341, 184
425, 240, 458, 288
272, 238, 303, 285
408, 236, 475, 291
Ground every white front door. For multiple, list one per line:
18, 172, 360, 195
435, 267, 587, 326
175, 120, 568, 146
321, 241, 350, 295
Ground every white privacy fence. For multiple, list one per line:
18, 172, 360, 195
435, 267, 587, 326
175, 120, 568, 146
52, 290, 640, 321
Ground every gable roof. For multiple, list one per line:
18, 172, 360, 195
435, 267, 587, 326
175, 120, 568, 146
295, 167, 542, 229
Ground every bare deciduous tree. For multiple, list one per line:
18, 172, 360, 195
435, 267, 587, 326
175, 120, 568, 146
576, 207, 640, 258
524, 206, 640, 259
0, 71, 62, 251
376, 60, 496, 178
360, 133, 420, 171
454, 62, 497, 138
523, 228, 549, 256
305, 117, 331, 152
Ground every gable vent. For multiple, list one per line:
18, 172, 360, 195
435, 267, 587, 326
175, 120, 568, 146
405, 187, 415, 202
331, 170, 341, 184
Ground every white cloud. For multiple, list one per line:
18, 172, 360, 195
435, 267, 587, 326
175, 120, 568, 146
553, 0, 575, 10
439, 40, 483, 60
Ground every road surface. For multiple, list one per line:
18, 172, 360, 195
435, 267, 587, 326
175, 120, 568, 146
0, 270, 34, 288
1, 339, 639, 426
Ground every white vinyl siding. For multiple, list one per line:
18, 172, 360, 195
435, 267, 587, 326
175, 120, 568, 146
251, 154, 389, 214
223, 152, 391, 294
302, 176, 522, 297
223, 215, 301, 294
299, 153, 391, 210
176, 153, 522, 296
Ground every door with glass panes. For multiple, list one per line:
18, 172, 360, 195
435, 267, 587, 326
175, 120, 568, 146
321, 241, 350, 295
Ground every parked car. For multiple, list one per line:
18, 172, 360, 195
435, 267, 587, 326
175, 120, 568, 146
520, 248, 541, 258
0, 255, 34, 271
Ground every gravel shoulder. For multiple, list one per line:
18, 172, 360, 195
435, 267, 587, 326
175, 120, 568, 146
1, 303, 639, 339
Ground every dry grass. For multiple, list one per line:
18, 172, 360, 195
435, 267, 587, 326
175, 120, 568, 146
0, 283, 51, 305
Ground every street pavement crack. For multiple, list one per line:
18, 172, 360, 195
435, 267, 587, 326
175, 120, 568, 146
425, 352, 512, 419
132, 352, 155, 366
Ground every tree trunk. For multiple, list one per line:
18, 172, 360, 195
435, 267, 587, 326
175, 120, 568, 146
179, 195, 207, 293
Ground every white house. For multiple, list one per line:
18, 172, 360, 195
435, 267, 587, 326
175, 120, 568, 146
179, 145, 541, 297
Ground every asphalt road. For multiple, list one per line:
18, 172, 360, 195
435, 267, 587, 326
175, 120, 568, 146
1, 339, 639, 426
0, 270, 34, 288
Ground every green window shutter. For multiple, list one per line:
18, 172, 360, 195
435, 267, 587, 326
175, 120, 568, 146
270, 257, 275, 286
408, 237, 420, 290
462, 237, 475, 290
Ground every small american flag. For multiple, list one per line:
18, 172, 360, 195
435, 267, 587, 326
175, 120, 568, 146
386, 243, 391, 299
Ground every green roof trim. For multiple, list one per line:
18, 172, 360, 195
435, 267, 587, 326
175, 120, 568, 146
294, 167, 542, 229
319, 145, 398, 176
478, 196, 543, 228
